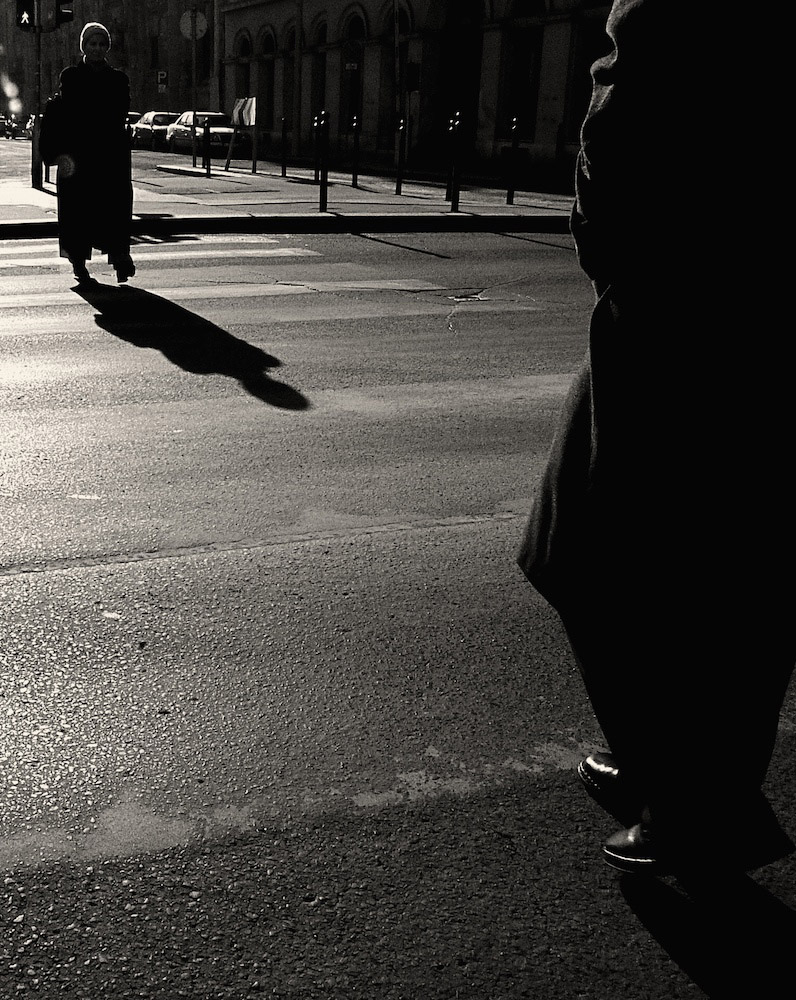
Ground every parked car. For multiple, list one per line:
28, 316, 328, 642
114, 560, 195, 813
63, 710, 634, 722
165, 111, 249, 155
126, 111, 142, 126
131, 111, 179, 150
1, 113, 21, 139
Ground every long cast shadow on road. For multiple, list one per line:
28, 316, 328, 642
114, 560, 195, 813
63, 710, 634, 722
619, 871, 796, 996
73, 281, 310, 410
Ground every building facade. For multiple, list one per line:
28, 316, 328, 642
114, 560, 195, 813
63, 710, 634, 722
218, 1, 612, 183
2, 1, 220, 120
2, 1, 612, 186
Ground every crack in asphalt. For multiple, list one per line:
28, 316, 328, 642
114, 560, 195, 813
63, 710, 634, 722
0, 511, 525, 580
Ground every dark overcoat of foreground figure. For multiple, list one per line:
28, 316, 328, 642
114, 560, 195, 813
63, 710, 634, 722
44, 22, 135, 285
518, 0, 795, 873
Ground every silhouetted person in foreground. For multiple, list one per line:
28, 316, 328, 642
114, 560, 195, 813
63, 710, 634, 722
518, 0, 794, 875
42, 22, 135, 285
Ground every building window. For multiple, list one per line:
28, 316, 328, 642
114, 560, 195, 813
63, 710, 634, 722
234, 32, 252, 98
311, 23, 328, 117
340, 15, 366, 133
259, 31, 276, 130
498, 25, 543, 140
282, 27, 296, 128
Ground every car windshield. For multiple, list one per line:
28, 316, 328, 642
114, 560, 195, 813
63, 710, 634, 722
196, 113, 231, 127
154, 114, 177, 125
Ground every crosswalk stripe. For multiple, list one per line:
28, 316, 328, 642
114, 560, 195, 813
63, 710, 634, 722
0, 235, 283, 251
0, 248, 320, 269
0, 278, 445, 310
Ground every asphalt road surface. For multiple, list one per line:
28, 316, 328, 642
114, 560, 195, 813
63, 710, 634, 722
1, 227, 795, 999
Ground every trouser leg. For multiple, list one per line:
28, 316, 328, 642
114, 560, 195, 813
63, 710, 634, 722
561, 600, 795, 860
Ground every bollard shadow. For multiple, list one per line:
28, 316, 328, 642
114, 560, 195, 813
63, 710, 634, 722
73, 281, 310, 410
619, 871, 796, 997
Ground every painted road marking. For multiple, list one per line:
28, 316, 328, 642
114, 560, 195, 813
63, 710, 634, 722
0, 278, 446, 309
0, 248, 320, 269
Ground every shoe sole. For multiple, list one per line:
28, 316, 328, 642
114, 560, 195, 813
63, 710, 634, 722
602, 846, 666, 875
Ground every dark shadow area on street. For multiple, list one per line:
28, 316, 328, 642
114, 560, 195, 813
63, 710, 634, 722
619, 871, 796, 998
499, 231, 575, 251
73, 282, 310, 410
352, 232, 451, 258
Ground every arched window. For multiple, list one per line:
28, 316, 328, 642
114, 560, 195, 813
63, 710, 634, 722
438, 1, 483, 145
258, 30, 276, 130
234, 31, 252, 98
340, 14, 366, 133
311, 23, 328, 117
499, 12, 543, 140
377, 5, 413, 149
282, 27, 296, 127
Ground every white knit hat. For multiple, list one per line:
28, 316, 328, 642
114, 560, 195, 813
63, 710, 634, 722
80, 22, 111, 53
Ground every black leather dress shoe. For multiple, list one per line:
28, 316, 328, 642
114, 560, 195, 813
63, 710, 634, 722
602, 823, 667, 874
577, 752, 643, 826
603, 818, 795, 876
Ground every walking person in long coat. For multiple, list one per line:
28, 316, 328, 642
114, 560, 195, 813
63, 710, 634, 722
46, 22, 135, 285
518, 0, 795, 874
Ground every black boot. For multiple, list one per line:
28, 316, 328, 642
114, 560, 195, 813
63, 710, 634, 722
71, 260, 92, 284
114, 256, 136, 283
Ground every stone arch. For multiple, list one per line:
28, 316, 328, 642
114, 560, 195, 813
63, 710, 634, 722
338, 7, 368, 132
256, 27, 277, 130
309, 18, 329, 116
437, 0, 484, 146
233, 29, 253, 98
375, 1, 414, 148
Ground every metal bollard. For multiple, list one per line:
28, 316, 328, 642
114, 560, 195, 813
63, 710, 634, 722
203, 120, 211, 177
31, 115, 43, 191
318, 111, 329, 212
313, 115, 320, 183
447, 111, 461, 212
351, 115, 360, 189
395, 118, 406, 196
506, 117, 519, 205
281, 116, 288, 177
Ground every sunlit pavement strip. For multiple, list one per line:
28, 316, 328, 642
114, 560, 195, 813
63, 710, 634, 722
0, 248, 320, 268
0, 279, 446, 309
0, 741, 591, 868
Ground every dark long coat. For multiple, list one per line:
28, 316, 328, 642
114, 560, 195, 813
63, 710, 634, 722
47, 60, 132, 263
517, 0, 795, 861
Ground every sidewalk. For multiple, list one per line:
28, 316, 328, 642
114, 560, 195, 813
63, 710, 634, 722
0, 153, 573, 238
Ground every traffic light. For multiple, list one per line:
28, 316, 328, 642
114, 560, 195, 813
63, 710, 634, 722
55, 1, 74, 26
16, 1, 34, 31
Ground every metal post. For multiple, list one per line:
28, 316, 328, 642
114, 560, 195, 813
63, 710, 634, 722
446, 111, 460, 209
395, 118, 405, 196
506, 117, 518, 205
31, 0, 43, 189
191, 7, 198, 168
204, 119, 211, 177
318, 111, 329, 212
351, 115, 359, 188
281, 116, 288, 176
313, 115, 320, 182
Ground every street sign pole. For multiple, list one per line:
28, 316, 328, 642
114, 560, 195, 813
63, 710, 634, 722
191, 8, 198, 167
32, 0, 43, 189
180, 7, 207, 169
